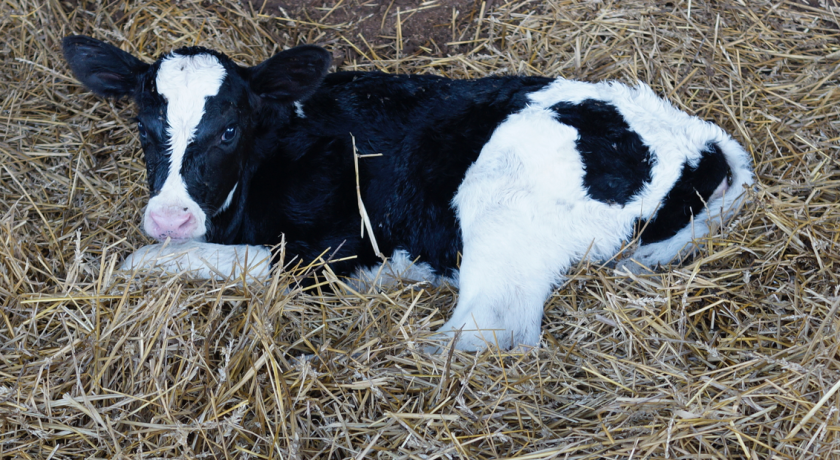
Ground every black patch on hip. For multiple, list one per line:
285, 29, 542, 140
640, 143, 730, 244
550, 99, 653, 206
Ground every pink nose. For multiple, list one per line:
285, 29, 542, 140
148, 209, 197, 240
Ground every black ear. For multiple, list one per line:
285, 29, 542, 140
62, 35, 150, 98
248, 45, 332, 103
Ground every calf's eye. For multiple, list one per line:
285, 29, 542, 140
222, 126, 237, 142
137, 121, 147, 138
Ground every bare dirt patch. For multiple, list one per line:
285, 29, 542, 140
253, 0, 493, 59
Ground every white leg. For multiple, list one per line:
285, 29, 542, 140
350, 249, 439, 291
436, 213, 562, 351
434, 110, 602, 351
121, 241, 272, 281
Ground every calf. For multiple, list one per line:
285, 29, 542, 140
62, 36, 753, 351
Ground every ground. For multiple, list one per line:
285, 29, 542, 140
255, 0, 494, 59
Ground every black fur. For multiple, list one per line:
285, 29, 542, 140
209, 72, 552, 275
640, 143, 730, 244
550, 99, 653, 206
247, 45, 332, 103
62, 35, 150, 98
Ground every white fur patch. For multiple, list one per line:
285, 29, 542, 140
214, 182, 238, 217
439, 107, 589, 351
143, 53, 227, 239
121, 241, 271, 281
294, 101, 306, 118
350, 249, 440, 291
434, 80, 754, 351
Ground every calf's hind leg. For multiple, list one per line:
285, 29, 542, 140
436, 159, 578, 351
436, 223, 561, 351
433, 111, 587, 351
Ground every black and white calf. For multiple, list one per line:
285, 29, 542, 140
62, 35, 753, 351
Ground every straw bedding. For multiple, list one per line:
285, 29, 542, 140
1, 0, 839, 458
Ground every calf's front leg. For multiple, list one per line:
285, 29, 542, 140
121, 241, 272, 281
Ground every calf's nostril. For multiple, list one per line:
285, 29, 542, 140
177, 215, 194, 231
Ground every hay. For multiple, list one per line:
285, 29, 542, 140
1, 0, 840, 457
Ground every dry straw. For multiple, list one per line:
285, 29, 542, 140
1, 0, 839, 458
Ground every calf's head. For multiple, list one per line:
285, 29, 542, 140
62, 36, 331, 241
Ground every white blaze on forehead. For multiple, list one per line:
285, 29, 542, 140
143, 52, 227, 239
157, 53, 226, 161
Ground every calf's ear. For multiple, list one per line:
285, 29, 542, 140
62, 35, 149, 98
247, 45, 332, 103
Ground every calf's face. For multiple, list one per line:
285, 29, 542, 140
136, 51, 246, 241
62, 36, 331, 241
